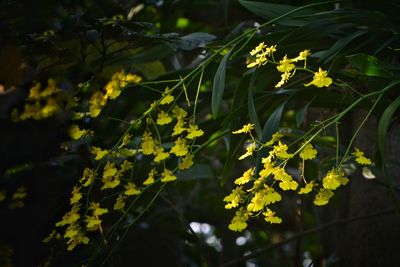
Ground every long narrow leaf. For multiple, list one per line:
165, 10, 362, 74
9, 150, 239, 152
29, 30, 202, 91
212, 50, 231, 118
248, 72, 262, 138
377, 95, 400, 159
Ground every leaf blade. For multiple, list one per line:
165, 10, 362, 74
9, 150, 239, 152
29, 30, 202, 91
212, 50, 231, 118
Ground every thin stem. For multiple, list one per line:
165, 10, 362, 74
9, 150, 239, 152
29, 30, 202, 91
335, 122, 340, 167
193, 66, 204, 122
338, 93, 383, 167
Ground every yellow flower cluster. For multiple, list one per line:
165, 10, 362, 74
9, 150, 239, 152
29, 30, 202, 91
0, 186, 28, 209
12, 79, 64, 121
51, 151, 139, 249
224, 124, 350, 232
140, 91, 204, 183
246, 42, 277, 68
352, 148, 372, 165
50, 72, 205, 251
246, 42, 332, 88
89, 71, 142, 117
54, 196, 89, 250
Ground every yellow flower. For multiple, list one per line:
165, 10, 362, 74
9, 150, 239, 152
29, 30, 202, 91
228, 208, 249, 232
250, 42, 266, 56
172, 118, 186, 136
265, 132, 283, 146
40, 79, 59, 97
246, 55, 267, 68
101, 175, 120, 190
322, 169, 348, 190
70, 186, 82, 205
238, 142, 257, 160
275, 71, 291, 88
178, 154, 194, 170
298, 181, 315, 194
187, 124, 204, 139
103, 161, 117, 178
101, 162, 120, 189
246, 44, 276, 69
28, 83, 41, 100
64, 224, 79, 239
314, 188, 334, 206
157, 111, 173, 125
90, 202, 108, 216
277, 55, 295, 73
234, 168, 255, 185
69, 124, 89, 140
154, 146, 170, 162
264, 187, 282, 204
272, 142, 292, 159
279, 179, 298, 191
55, 205, 80, 227
299, 143, 317, 160
121, 73, 142, 86
141, 131, 157, 155
113, 194, 126, 210
118, 134, 132, 148
170, 137, 189, 156
11, 186, 27, 200
259, 157, 274, 178
292, 50, 311, 62
80, 168, 94, 187
247, 187, 281, 212
161, 169, 176, 182
19, 102, 41, 120
43, 230, 61, 243
143, 169, 157, 185
172, 106, 188, 119
85, 216, 101, 230
91, 146, 108, 160
65, 227, 89, 251
124, 182, 141, 196
232, 123, 254, 134
273, 168, 298, 190
104, 79, 121, 99
41, 97, 60, 118
160, 88, 174, 105
223, 187, 243, 209
0, 190, 6, 202
120, 160, 133, 174
304, 68, 332, 88
352, 148, 372, 165
89, 91, 106, 118
265, 45, 277, 55
264, 208, 282, 224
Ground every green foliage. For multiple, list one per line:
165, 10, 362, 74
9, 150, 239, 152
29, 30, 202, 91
1, 0, 400, 266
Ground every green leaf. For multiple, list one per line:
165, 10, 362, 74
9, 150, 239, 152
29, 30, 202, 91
221, 74, 252, 184
107, 44, 174, 65
132, 61, 166, 80
346, 53, 395, 78
177, 164, 213, 180
238, 0, 314, 26
170, 32, 216, 51
376, 91, 400, 212
296, 98, 314, 128
212, 50, 231, 118
253, 101, 286, 173
314, 29, 368, 63
248, 72, 262, 138
261, 101, 286, 143
377, 95, 400, 159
